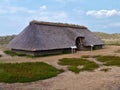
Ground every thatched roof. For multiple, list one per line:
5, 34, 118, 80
7, 20, 104, 51
30, 20, 87, 29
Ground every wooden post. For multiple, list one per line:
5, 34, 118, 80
90, 45, 94, 51
71, 46, 77, 54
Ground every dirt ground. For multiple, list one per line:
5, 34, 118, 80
0, 45, 120, 90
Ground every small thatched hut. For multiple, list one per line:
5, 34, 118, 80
7, 20, 104, 56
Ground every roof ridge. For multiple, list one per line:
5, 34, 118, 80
30, 20, 87, 29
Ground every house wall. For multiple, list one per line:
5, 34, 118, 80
12, 49, 35, 56
83, 45, 103, 51
34, 48, 71, 56
11, 45, 103, 56
12, 48, 71, 56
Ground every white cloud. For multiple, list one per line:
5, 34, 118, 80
0, 4, 68, 22
86, 9, 120, 18
0, 9, 6, 14
40, 5, 47, 11
0, 6, 36, 14
109, 22, 120, 27
0, 5, 47, 14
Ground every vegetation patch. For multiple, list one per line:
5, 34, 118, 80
94, 32, 120, 45
100, 68, 111, 72
95, 56, 120, 67
81, 55, 92, 58
3, 50, 36, 58
68, 66, 80, 73
0, 35, 16, 45
4, 50, 25, 57
81, 55, 103, 59
58, 58, 99, 73
0, 62, 62, 83
115, 49, 120, 53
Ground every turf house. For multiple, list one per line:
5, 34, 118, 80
7, 20, 104, 56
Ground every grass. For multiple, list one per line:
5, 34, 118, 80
58, 58, 99, 73
4, 50, 35, 58
95, 56, 120, 67
0, 44, 7, 51
0, 62, 63, 83
107, 44, 120, 46
94, 32, 120, 45
68, 66, 80, 73
4, 50, 25, 57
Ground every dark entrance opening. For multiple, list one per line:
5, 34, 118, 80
75, 37, 85, 50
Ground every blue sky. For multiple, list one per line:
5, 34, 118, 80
0, 0, 120, 36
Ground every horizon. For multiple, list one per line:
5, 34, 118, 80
0, 0, 120, 36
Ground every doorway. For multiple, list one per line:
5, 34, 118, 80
75, 37, 85, 50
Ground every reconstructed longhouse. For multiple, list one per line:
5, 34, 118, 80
7, 20, 104, 56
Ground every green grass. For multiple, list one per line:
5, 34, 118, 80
58, 58, 99, 73
68, 66, 80, 73
95, 56, 120, 66
4, 50, 25, 57
0, 62, 62, 83
4, 50, 45, 58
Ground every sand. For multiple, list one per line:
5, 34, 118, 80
0, 45, 120, 90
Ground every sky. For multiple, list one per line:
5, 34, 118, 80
0, 0, 120, 36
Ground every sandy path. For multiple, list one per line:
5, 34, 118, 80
0, 45, 120, 90
1, 46, 120, 69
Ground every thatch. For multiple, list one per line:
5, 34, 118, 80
7, 20, 104, 51
30, 20, 87, 29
